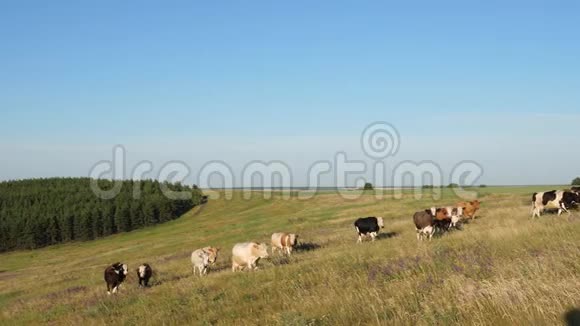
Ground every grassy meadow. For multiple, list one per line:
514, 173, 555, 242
1, 186, 579, 325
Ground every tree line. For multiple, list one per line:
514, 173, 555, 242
0, 178, 204, 252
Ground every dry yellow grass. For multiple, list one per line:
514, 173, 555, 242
0, 186, 579, 325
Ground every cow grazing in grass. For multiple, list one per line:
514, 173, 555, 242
104, 262, 128, 295
271, 233, 298, 255
531, 190, 579, 218
137, 263, 152, 287
457, 200, 480, 220
232, 242, 268, 272
413, 210, 435, 241
191, 247, 220, 276
354, 216, 384, 243
572, 186, 580, 194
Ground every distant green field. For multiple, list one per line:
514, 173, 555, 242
1, 186, 579, 325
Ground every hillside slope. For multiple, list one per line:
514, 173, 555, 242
1, 187, 579, 325
0, 178, 203, 251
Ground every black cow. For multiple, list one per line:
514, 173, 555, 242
413, 210, 434, 241
532, 190, 579, 218
137, 263, 153, 287
354, 216, 384, 243
104, 262, 128, 295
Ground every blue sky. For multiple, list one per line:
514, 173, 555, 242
1, 1, 579, 186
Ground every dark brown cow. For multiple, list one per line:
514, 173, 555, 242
137, 263, 152, 287
413, 210, 434, 241
104, 262, 128, 294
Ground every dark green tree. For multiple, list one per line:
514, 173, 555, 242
0, 178, 203, 252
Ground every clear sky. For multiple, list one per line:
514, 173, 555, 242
1, 1, 579, 186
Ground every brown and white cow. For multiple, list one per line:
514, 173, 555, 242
413, 210, 435, 241
137, 263, 153, 287
271, 233, 298, 255
232, 242, 269, 272
430, 206, 463, 230
191, 247, 220, 276
531, 190, 579, 218
104, 262, 128, 295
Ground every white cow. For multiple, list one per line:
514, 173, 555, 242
231, 242, 269, 272
271, 233, 298, 255
191, 247, 219, 276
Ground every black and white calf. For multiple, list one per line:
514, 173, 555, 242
531, 190, 579, 218
354, 216, 384, 243
104, 262, 128, 294
137, 263, 153, 287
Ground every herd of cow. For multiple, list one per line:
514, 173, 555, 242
103, 187, 580, 295
103, 232, 296, 294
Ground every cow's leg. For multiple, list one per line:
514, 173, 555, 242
107, 283, 111, 295
357, 234, 362, 243
532, 206, 539, 218
112, 284, 118, 294
371, 232, 376, 241
559, 202, 570, 216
